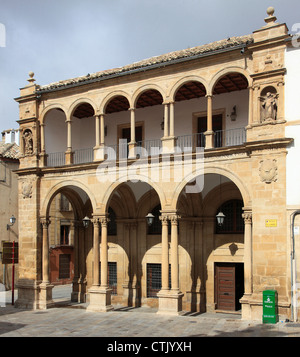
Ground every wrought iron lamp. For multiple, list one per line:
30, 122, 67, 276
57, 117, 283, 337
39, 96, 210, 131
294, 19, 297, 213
82, 216, 90, 228
7, 215, 16, 230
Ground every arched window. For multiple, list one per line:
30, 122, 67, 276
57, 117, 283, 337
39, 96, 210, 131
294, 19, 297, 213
216, 199, 244, 234
108, 207, 117, 236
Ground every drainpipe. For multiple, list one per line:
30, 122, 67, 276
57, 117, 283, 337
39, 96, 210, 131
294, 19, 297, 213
291, 210, 300, 322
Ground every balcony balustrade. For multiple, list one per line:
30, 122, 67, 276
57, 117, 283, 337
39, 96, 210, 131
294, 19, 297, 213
46, 128, 246, 167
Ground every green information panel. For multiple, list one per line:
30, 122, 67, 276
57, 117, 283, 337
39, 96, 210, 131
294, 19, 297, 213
262, 290, 278, 324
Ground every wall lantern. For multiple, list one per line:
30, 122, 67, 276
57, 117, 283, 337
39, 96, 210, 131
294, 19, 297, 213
146, 212, 155, 226
82, 216, 90, 228
216, 211, 225, 226
7, 215, 16, 230
230, 106, 237, 121
160, 120, 164, 131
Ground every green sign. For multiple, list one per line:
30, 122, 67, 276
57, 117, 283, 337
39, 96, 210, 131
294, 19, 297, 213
262, 290, 278, 324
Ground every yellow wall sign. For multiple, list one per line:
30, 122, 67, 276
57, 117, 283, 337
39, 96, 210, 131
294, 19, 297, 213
265, 219, 277, 227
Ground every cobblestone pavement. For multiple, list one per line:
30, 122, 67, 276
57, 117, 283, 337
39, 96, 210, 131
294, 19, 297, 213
0, 285, 299, 338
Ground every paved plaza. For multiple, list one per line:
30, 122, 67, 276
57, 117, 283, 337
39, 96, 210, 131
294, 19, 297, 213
0, 285, 300, 338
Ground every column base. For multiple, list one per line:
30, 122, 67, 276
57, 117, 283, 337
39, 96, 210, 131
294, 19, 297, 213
86, 286, 114, 312
71, 279, 87, 303
15, 279, 41, 310
65, 150, 74, 165
39, 282, 55, 310
161, 136, 177, 154
204, 131, 214, 149
157, 290, 184, 315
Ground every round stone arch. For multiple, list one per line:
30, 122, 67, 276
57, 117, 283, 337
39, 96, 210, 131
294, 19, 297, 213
40, 103, 68, 125
168, 75, 209, 102
99, 90, 133, 114
208, 66, 252, 95
68, 97, 98, 119
171, 165, 251, 211
40, 179, 97, 218
99, 174, 166, 215
132, 84, 166, 108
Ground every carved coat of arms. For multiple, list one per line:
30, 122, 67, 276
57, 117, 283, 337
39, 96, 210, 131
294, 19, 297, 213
259, 159, 278, 184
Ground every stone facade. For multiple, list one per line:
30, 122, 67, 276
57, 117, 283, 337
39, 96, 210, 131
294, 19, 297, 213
13, 8, 300, 320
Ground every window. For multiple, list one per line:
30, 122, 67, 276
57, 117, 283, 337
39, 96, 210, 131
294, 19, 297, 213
146, 263, 171, 298
100, 262, 117, 295
215, 199, 244, 234
60, 225, 70, 245
59, 254, 71, 279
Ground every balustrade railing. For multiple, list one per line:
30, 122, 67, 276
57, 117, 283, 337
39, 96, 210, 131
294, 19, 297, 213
46, 128, 246, 167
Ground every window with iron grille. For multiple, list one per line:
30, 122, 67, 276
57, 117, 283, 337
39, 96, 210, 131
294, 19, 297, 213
59, 254, 71, 279
215, 199, 244, 234
146, 263, 171, 298
100, 262, 117, 295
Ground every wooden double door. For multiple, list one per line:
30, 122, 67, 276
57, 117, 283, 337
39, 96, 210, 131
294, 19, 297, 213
215, 263, 244, 311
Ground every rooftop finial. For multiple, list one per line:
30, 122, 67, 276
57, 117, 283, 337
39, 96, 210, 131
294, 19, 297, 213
27, 71, 36, 85
264, 6, 277, 25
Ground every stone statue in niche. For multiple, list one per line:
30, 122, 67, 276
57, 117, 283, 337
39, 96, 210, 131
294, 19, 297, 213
261, 92, 278, 122
259, 159, 278, 184
23, 129, 33, 155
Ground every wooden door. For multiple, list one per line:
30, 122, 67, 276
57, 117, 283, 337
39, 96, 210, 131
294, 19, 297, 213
215, 264, 236, 311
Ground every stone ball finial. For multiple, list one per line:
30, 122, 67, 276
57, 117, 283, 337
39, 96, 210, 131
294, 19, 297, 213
267, 6, 275, 16
27, 71, 36, 84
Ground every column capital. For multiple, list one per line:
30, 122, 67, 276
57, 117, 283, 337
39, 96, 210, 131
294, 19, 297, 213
99, 216, 110, 226
159, 215, 169, 225
40, 217, 51, 228
242, 211, 252, 224
169, 214, 181, 225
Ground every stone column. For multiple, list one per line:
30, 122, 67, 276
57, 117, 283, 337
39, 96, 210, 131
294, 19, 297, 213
157, 213, 183, 315
65, 119, 73, 164
39, 218, 54, 309
240, 210, 253, 320
205, 95, 214, 149
91, 217, 100, 287
170, 215, 180, 292
169, 102, 175, 137
95, 115, 100, 147
243, 211, 253, 295
128, 108, 137, 158
163, 102, 169, 138
100, 114, 105, 146
71, 220, 80, 302
87, 216, 113, 312
160, 215, 169, 291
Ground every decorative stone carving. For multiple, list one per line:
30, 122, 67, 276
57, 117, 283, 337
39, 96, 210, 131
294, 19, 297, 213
22, 180, 33, 199
261, 92, 278, 122
23, 129, 33, 156
259, 159, 278, 183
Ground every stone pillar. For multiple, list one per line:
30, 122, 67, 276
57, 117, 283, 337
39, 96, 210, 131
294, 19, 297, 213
205, 95, 214, 149
100, 114, 105, 146
160, 215, 169, 291
240, 210, 253, 320
128, 108, 137, 158
169, 102, 175, 137
163, 102, 169, 138
65, 119, 73, 164
157, 213, 183, 315
243, 211, 253, 295
87, 216, 113, 312
248, 86, 254, 127
39, 218, 54, 309
95, 115, 100, 147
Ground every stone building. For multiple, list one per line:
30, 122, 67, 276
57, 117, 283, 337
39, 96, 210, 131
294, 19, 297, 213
13, 8, 300, 320
0, 129, 19, 289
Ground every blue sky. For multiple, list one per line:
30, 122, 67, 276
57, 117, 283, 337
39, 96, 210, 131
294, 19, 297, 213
0, 0, 300, 131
